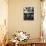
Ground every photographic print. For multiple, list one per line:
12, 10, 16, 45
23, 7, 34, 20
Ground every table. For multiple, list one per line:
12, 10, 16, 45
6, 42, 46, 46
5, 38, 46, 46
18, 38, 46, 46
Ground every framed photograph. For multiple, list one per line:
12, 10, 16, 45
23, 7, 34, 20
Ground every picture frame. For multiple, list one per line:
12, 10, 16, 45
23, 7, 34, 20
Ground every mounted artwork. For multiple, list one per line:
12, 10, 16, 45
23, 7, 34, 20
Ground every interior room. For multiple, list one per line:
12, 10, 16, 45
0, 0, 46, 46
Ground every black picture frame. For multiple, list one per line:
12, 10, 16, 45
23, 7, 34, 20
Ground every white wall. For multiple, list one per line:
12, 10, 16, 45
8, 0, 41, 39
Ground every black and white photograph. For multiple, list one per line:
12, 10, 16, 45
23, 7, 34, 20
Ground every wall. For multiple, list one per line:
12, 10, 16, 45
8, 0, 41, 39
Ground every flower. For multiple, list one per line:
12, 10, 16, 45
11, 31, 30, 42
17, 31, 30, 41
